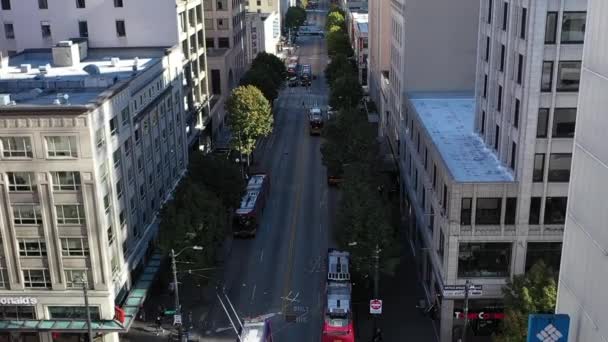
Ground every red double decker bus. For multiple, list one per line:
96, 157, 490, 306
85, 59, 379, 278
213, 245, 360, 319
322, 250, 355, 342
233, 173, 270, 238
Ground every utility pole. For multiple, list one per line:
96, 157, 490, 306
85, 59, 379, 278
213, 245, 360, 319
171, 248, 183, 339
372, 244, 380, 334
82, 279, 93, 342
461, 280, 471, 342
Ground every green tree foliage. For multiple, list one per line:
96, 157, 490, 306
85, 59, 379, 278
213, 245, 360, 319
330, 73, 363, 109
159, 180, 228, 269
225, 85, 273, 156
240, 65, 280, 103
251, 52, 287, 83
285, 6, 307, 29
328, 25, 342, 33
298, 0, 308, 9
188, 152, 245, 209
326, 11, 345, 30
326, 30, 354, 57
325, 54, 356, 85
494, 261, 558, 342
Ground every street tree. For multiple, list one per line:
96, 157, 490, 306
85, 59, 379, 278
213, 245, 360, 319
251, 52, 287, 84
330, 73, 363, 109
188, 152, 245, 209
225, 85, 273, 157
159, 180, 228, 269
285, 6, 307, 30
240, 65, 280, 103
494, 261, 558, 342
328, 25, 342, 33
326, 30, 354, 57
325, 53, 356, 85
299, 0, 308, 9
326, 11, 345, 30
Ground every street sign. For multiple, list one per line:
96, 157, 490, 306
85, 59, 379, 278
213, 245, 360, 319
369, 299, 382, 314
173, 314, 182, 325
442, 284, 483, 298
527, 314, 570, 342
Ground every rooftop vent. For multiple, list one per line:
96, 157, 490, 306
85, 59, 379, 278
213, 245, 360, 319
57, 40, 73, 47
132, 57, 139, 72
39, 64, 51, 74
55, 93, 70, 105
110, 57, 120, 67
52, 40, 80, 67
83, 64, 101, 75
0, 94, 11, 106
20, 64, 32, 73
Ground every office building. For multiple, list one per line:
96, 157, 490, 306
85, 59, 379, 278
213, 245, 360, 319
0, 43, 186, 342
367, 0, 390, 136
556, 0, 608, 340
346, 12, 368, 91
244, 12, 281, 65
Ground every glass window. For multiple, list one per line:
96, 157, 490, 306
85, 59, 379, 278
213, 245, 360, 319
55, 205, 86, 225
12, 205, 42, 225
7, 172, 36, 192
46, 136, 78, 158
561, 12, 586, 44
517, 54, 523, 84
218, 37, 230, 48
1, 137, 33, 158
552, 108, 576, 138
115, 20, 126, 37
485, 37, 490, 62
23, 269, 51, 288
41, 22, 51, 38
461, 198, 472, 225
545, 12, 558, 44
48, 306, 100, 320
502, 1, 508, 30
533, 154, 545, 182
18, 239, 47, 256
114, 0, 123, 7
475, 198, 502, 225
541, 61, 553, 91
1, 0, 10, 10
65, 269, 91, 288
499, 44, 504, 70
61, 238, 89, 256
537, 108, 549, 137
0, 268, 7, 289
0, 305, 35, 319
78, 20, 88, 38
520, 7, 527, 39
109, 117, 119, 135
487, 0, 492, 23
525, 242, 562, 273
4, 23, 14, 39
505, 198, 517, 225
548, 154, 572, 182
513, 99, 520, 128
458, 243, 512, 278
544, 197, 567, 224
113, 148, 121, 168
556, 61, 581, 92
529, 197, 541, 224
95, 128, 105, 148
75, 0, 85, 8
51, 171, 81, 191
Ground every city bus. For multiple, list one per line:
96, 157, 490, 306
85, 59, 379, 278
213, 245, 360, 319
233, 173, 270, 238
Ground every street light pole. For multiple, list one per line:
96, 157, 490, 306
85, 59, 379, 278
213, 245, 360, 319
372, 244, 380, 335
171, 249, 180, 317
461, 280, 471, 342
82, 279, 93, 342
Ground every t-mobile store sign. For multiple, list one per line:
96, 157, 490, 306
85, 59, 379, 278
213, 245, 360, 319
454, 311, 505, 320
0, 297, 38, 305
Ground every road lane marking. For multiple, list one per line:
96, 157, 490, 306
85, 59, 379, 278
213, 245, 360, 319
259, 250, 264, 263
251, 284, 257, 302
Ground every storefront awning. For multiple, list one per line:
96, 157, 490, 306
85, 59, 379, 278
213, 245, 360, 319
121, 252, 163, 330
0, 319, 124, 332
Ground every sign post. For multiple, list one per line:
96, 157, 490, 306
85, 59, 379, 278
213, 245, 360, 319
527, 314, 570, 342
369, 299, 382, 315
442, 285, 483, 298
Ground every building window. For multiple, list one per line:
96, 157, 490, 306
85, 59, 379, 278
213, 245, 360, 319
537, 108, 549, 137
75, 0, 85, 8
513, 99, 520, 128
45, 136, 78, 158
561, 12, 586, 44
556, 61, 581, 92
483, 75, 488, 98
544, 197, 567, 224
55, 205, 86, 225
505, 197, 517, 225
552, 108, 577, 138
502, 1, 508, 31
12, 205, 42, 225
497, 85, 502, 111
533, 154, 545, 182
487, 0, 492, 23
61, 238, 89, 256
211, 69, 221, 94
78, 20, 88, 38
520, 7, 527, 39
494, 125, 500, 150
121, 106, 130, 126
545, 12, 558, 44
517, 54, 523, 84
4, 23, 14, 39
109, 117, 119, 136
541, 61, 553, 92
481, 111, 485, 134
115, 20, 126, 37
7, 172, 36, 192
510, 142, 516, 169
51, 171, 81, 191
116, 179, 123, 198
529, 197, 541, 224
18, 239, 47, 256
499, 44, 505, 71
460, 198, 472, 225
23, 269, 51, 288
41, 21, 51, 38
525, 242, 562, 273
114, 0, 123, 7
458, 243, 512, 278
48, 306, 100, 320
1, 0, 10, 10
113, 149, 121, 168
107, 224, 115, 245
65, 269, 90, 288
548, 154, 572, 182
206, 37, 215, 48
0, 305, 35, 319
1, 137, 33, 158
443, 185, 448, 211
438, 230, 445, 261
485, 37, 490, 62
475, 198, 502, 225
218, 37, 230, 48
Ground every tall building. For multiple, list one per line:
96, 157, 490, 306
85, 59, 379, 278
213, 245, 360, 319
0, 44, 186, 342
0, 0, 212, 151
556, 0, 608, 340
367, 0, 390, 134
244, 12, 281, 65
204, 0, 248, 137
345, 12, 368, 90
390, 0, 587, 340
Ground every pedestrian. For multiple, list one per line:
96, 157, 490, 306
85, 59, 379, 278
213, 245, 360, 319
188, 311, 194, 329
138, 306, 146, 322
155, 315, 163, 336
372, 328, 383, 342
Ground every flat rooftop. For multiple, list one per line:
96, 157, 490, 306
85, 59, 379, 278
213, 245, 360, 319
408, 92, 514, 183
0, 48, 162, 106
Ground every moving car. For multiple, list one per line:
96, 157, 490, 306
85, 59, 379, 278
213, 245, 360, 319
309, 107, 323, 135
322, 250, 355, 342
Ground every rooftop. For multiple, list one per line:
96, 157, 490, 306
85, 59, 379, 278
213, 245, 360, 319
408, 92, 514, 183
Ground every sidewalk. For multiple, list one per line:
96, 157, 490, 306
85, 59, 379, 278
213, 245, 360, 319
352, 246, 438, 342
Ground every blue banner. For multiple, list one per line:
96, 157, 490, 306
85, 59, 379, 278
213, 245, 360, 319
527, 314, 570, 342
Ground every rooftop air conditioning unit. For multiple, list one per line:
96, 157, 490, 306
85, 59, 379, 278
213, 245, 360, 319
0, 94, 11, 106
39, 64, 51, 74
20, 64, 32, 73
111, 57, 120, 67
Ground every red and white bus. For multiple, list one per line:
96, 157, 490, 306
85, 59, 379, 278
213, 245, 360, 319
233, 173, 270, 238
238, 317, 273, 342
322, 250, 355, 342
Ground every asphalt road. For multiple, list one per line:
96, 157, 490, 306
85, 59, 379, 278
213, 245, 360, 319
201, 8, 333, 342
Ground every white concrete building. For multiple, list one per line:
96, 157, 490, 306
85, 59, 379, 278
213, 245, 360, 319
393, 0, 587, 340
367, 0, 390, 132
247, 0, 280, 15
0, 43, 187, 342
0, 0, 212, 151
556, 0, 608, 340
245, 12, 281, 65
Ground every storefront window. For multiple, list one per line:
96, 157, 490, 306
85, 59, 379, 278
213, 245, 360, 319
453, 300, 504, 337
0, 305, 36, 319
525, 242, 563, 273
458, 243, 512, 278
48, 306, 100, 320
